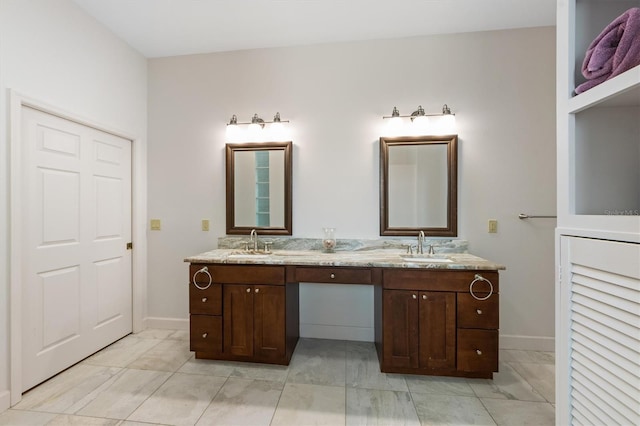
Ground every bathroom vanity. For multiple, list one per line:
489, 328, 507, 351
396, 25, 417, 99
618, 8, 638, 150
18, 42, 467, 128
185, 248, 503, 379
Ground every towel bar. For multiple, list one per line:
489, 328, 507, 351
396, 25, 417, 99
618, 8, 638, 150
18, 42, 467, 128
518, 213, 557, 219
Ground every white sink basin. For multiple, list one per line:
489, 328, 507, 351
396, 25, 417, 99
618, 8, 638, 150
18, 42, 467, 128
400, 256, 453, 263
227, 253, 270, 259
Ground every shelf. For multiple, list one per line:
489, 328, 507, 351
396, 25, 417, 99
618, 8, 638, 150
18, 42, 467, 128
568, 65, 640, 113
573, 105, 639, 218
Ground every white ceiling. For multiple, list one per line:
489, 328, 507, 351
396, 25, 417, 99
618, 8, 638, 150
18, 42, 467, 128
72, 0, 556, 58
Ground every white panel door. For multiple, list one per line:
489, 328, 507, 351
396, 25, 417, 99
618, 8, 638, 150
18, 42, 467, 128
21, 106, 132, 391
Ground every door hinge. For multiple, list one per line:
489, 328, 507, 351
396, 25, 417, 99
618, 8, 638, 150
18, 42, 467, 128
127, 242, 133, 250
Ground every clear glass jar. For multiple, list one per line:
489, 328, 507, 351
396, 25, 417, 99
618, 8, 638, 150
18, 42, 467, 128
322, 228, 336, 252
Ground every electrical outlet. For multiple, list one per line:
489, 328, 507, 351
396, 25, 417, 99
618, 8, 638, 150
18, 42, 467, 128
202, 219, 210, 231
150, 219, 161, 231
488, 219, 498, 233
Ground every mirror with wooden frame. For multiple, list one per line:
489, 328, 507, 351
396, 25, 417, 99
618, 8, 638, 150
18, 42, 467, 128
226, 142, 292, 235
380, 135, 458, 236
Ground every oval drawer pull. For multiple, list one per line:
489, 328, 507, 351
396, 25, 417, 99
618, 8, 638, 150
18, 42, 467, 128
422, 295, 427, 300
202, 297, 208, 303
476, 309, 483, 315
330, 273, 336, 279
255, 288, 260, 293
412, 294, 417, 299
202, 332, 208, 339
476, 349, 482, 356
246, 288, 251, 293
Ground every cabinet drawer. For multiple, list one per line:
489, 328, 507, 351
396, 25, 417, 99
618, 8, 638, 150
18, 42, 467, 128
457, 329, 498, 372
383, 269, 499, 293
189, 283, 222, 315
190, 314, 222, 353
457, 293, 499, 329
189, 264, 285, 285
295, 267, 372, 284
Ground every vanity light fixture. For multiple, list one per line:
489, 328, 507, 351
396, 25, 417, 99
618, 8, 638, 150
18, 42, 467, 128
249, 113, 265, 130
383, 104, 456, 135
383, 104, 455, 121
410, 105, 426, 121
226, 112, 291, 142
227, 112, 290, 128
437, 104, 456, 134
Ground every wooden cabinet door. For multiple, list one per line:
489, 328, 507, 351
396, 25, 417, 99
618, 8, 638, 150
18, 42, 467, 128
223, 284, 254, 357
253, 285, 286, 361
419, 292, 456, 369
383, 290, 419, 369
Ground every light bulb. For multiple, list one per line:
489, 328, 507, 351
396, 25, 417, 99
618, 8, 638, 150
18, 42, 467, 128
270, 121, 286, 141
226, 124, 240, 142
386, 116, 404, 136
412, 115, 430, 135
440, 114, 456, 134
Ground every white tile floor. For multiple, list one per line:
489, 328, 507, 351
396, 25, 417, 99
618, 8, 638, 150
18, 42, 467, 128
1, 329, 555, 425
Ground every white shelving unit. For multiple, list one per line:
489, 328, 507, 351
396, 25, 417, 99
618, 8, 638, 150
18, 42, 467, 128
556, 1, 640, 425
557, 0, 640, 242
556, 0, 640, 425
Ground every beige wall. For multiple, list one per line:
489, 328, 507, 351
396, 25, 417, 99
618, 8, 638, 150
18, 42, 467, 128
147, 27, 556, 347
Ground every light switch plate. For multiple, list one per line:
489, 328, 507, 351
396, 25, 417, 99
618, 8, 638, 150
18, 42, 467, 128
202, 219, 210, 231
150, 219, 161, 231
488, 219, 498, 233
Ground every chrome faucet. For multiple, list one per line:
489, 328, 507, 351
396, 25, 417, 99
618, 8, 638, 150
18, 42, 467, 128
249, 229, 258, 251
417, 230, 425, 254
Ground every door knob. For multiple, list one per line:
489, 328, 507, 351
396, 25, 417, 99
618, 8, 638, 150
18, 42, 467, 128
246, 288, 251, 293
202, 297, 208, 303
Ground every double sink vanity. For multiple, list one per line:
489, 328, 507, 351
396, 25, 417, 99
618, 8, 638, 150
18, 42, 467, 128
185, 242, 504, 379
187, 134, 504, 379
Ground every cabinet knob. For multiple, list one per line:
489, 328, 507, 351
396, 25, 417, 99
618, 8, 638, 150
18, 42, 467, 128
255, 288, 260, 293
246, 288, 251, 293
476, 349, 482, 356
412, 294, 417, 299
422, 295, 427, 300
202, 297, 208, 303
476, 309, 483, 315
330, 273, 336, 279
202, 332, 208, 339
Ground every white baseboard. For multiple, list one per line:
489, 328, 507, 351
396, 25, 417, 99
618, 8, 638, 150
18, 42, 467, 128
143, 317, 189, 331
300, 324, 373, 342
500, 334, 555, 352
0, 390, 10, 412
139, 318, 553, 352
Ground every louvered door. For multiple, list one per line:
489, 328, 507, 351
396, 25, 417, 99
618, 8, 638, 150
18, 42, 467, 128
559, 236, 640, 426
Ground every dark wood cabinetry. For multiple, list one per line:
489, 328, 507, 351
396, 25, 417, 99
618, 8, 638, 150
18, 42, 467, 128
381, 289, 456, 370
223, 284, 286, 362
294, 266, 373, 284
419, 292, 456, 370
189, 264, 298, 365
188, 261, 499, 378
378, 269, 499, 378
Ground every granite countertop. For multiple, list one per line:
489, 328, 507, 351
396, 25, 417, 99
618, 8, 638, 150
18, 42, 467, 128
184, 248, 505, 271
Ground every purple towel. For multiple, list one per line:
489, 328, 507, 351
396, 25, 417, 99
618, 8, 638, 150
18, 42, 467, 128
575, 7, 640, 94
